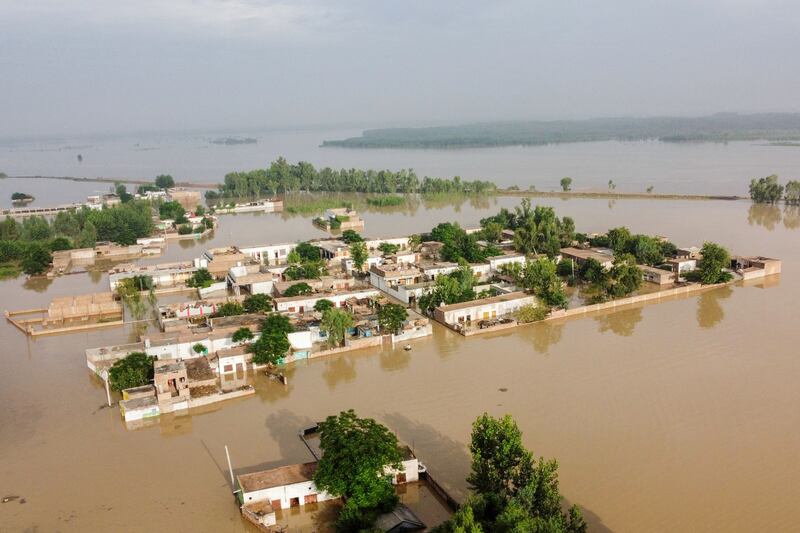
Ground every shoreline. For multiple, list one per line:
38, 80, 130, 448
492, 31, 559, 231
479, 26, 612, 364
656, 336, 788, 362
5, 174, 752, 202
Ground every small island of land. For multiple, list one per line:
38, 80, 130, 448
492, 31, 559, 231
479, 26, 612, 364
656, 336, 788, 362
322, 112, 800, 149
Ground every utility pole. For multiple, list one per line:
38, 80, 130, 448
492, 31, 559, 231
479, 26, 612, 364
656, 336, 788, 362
102, 369, 111, 407
225, 445, 235, 489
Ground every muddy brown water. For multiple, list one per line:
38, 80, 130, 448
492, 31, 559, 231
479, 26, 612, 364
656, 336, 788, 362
1, 198, 798, 532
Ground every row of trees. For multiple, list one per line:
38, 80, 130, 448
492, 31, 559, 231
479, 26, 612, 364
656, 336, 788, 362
749, 174, 800, 204
0, 202, 153, 275
208, 157, 497, 197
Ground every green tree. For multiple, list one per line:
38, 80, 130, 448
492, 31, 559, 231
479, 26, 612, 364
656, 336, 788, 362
243, 293, 272, 313
108, 352, 155, 392
467, 413, 534, 499
155, 174, 175, 189
607, 253, 642, 298
631, 234, 664, 266
350, 241, 368, 271
606, 227, 632, 254
232, 327, 254, 343
314, 299, 334, 313
521, 258, 567, 309
286, 249, 301, 264
76, 220, 97, 248
313, 410, 403, 531
340, 229, 363, 243
21, 242, 52, 275
159, 201, 186, 223
378, 242, 400, 256
49, 236, 73, 251
250, 314, 293, 365
215, 301, 245, 317
784, 180, 800, 204
320, 308, 354, 347
378, 303, 408, 335
560, 177, 572, 192
749, 174, 784, 204
192, 342, 207, 355
283, 282, 313, 297
21, 216, 51, 241
295, 241, 321, 261
186, 268, 214, 288
698, 242, 733, 284
514, 304, 548, 323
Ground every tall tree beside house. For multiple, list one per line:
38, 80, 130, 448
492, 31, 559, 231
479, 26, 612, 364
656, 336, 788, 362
314, 299, 334, 313
21, 242, 52, 275
340, 229, 363, 244
607, 253, 642, 298
282, 282, 313, 297
313, 410, 403, 531
350, 241, 368, 271
378, 304, 408, 335
232, 327, 254, 343
243, 293, 272, 313
108, 352, 155, 392
250, 314, 293, 365
320, 308, 354, 347
433, 413, 587, 533
521, 258, 567, 309
697, 242, 733, 284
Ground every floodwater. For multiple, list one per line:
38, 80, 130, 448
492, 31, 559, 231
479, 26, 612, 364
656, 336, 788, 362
3, 128, 800, 196
1, 194, 799, 532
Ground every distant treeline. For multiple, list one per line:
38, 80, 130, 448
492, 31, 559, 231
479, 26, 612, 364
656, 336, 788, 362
322, 112, 800, 149
206, 157, 496, 197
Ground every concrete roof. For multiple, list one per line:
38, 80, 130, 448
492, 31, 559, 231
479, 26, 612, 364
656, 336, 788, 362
436, 291, 532, 312
238, 462, 318, 493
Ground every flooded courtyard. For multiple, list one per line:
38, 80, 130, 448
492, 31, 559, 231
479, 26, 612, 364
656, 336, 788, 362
1, 195, 798, 532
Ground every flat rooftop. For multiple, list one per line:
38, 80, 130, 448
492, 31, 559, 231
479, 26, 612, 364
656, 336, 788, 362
437, 291, 532, 312
238, 462, 318, 493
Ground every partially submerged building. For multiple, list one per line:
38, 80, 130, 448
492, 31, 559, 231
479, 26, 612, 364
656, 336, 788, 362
731, 256, 782, 280
433, 292, 536, 332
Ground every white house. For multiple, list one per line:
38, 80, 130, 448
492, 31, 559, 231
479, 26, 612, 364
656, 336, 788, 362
420, 262, 460, 280
237, 462, 336, 510
273, 288, 380, 314
668, 257, 697, 274
433, 291, 536, 327
228, 265, 275, 296
487, 253, 527, 272
238, 242, 298, 265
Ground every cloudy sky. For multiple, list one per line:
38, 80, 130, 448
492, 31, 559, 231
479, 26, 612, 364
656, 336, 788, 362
1, 0, 799, 137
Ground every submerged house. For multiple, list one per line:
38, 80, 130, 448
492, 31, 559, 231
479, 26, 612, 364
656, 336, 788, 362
433, 292, 536, 329
731, 256, 782, 280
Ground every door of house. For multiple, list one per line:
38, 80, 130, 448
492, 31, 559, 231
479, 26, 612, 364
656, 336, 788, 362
271, 499, 282, 510
304, 494, 318, 504
396, 473, 407, 484
289, 497, 300, 507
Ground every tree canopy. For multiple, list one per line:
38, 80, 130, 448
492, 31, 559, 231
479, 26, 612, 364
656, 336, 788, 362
749, 174, 784, 204
697, 242, 733, 284
154, 174, 175, 189
283, 282, 313, 297
350, 241, 368, 271
433, 413, 586, 533
108, 352, 155, 392
250, 314, 293, 365
243, 293, 272, 313
320, 308, 354, 347
378, 304, 408, 335
313, 410, 403, 531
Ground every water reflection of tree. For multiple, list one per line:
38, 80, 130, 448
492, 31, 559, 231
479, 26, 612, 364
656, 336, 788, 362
784, 205, 800, 230
380, 346, 411, 372
322, 355, 357, 391
529, 321, 565, 354
595, 307, 643, 337
696, 286, 733, 329
747, 203, 781, 230
22, 276, 53, 292
607, 199, 616, 210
